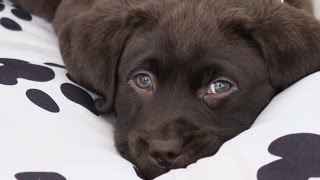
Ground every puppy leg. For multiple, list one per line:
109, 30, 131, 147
10, 0, 61, 21
284, 0, 314, 15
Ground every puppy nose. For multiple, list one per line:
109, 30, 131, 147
149, 139, 182, 168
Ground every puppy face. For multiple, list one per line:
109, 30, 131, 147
57, 0, 320, 179
114, 9, 275, 179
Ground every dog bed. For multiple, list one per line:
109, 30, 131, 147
0, 0, 320, 179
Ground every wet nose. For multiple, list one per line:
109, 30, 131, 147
149, 139, 182, 168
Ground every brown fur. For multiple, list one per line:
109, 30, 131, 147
12, 0, 320, 179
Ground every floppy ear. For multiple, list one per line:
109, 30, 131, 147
58, 4, 155, 113
219, 3, 320, 92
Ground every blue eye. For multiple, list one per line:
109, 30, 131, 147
208, 80, 232, 94
135, 73, 152, 89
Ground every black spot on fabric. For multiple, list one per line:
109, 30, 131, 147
11, 9, 32, 21
26, 89, 60, 113
0, 17, 22, 31
257, 133, 320, 180
61, 83, 98, 115
0, 58, 55, 85
44, 62, 65, 69
0, 3, 4, 12
15, 172, 67, 180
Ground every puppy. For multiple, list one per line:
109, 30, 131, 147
12, 0, 320, 179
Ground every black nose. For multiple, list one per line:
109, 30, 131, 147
148, 139, 182, 168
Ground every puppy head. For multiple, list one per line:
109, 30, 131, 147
116, 18, 274, 178
114, 2, 320, 179
59, 1, 320, 179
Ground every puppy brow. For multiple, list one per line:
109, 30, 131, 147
189, 65, 223, 88
192, 63, 240, 88
198, 65, 224, 78
127, 58, 159, 78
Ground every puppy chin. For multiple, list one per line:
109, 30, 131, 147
133, 153, 200, 180
141, 169, 168, 180
133, 160, 169, 180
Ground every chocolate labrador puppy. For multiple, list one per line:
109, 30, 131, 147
12, 0, 320, 179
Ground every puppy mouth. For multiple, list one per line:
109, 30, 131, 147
133, 159, 184, 180
133, 150, 212, 180
133, 166, 152, 180
128, 129, 230, 179
133, 164, 167, 180
131, 152, 183, 179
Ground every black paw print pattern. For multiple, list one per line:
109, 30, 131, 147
15, 172, 66, 180
61, 83, 99, 115
26, 89, 60, 113
0, 58, 55, 85
0, 2, 32, 31
0, 2, 4, 12
257, 133, 320, 180
0, 58, 99, 115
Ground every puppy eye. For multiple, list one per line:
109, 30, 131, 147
134, 73, 153, 89
201, 78, 237, 106
208, 80, 233, 94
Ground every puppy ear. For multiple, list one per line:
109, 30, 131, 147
58, 5, 155, 113
220, 3, 320, 92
